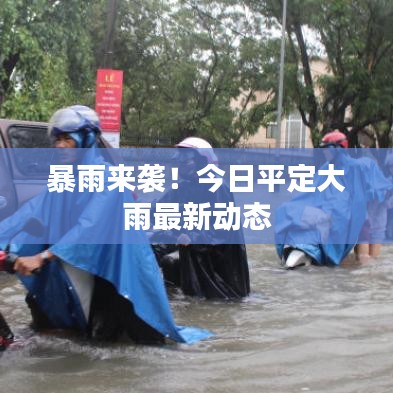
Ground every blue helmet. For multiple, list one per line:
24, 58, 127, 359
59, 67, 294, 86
48, 105, 101, 148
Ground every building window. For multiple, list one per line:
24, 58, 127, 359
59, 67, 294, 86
285, 112, 307, 148
266, 122, 278, 139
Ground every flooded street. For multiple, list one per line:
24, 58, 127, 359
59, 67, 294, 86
1, 245, 393, 393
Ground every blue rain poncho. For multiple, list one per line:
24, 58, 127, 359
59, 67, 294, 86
275, 150, 392, 265
0, 147, 212, 343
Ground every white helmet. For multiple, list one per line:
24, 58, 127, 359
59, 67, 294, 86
175, 137, 218, 164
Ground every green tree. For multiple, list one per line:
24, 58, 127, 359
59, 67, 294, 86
0, 0, 96, 120
107, 0, 278, 146
247, 0, 393, 146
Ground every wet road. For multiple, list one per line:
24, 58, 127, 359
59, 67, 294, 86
1, 245, 393, 393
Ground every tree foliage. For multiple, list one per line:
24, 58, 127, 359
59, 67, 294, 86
110, 0, 277, 146
247, 0, 393, 146
1, 0, 392, 146
0, 0, 96, 120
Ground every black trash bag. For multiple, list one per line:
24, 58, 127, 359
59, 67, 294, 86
153, 243, 250, 299
151, 175, 250, 300
180, 244, 249, 299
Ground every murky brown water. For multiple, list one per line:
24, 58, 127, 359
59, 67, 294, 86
1, 245, 393, 393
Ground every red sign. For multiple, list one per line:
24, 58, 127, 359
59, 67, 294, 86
95, 69, 123, 132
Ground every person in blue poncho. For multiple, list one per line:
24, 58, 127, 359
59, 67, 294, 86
151, 137, 250, 299
276, 130, 392, 269
1, 105, 211, 344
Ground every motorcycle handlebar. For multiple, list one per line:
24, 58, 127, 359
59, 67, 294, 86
0, 251, 18, 274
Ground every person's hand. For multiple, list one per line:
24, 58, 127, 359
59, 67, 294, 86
177, 233, 191, 246
14, 255, 45, 275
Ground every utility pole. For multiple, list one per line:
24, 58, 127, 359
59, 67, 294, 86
276, 0, 287, 148
103, 0, 118, 69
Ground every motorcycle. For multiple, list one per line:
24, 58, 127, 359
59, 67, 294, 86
0, 249, 16, 351
0, 218, 47, 350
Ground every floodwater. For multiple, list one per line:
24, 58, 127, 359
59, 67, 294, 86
1, 245, 393, 393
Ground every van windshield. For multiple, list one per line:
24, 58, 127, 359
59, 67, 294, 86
8, 126, 51, 148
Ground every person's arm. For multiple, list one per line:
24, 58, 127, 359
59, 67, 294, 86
14, 249, 54, 275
